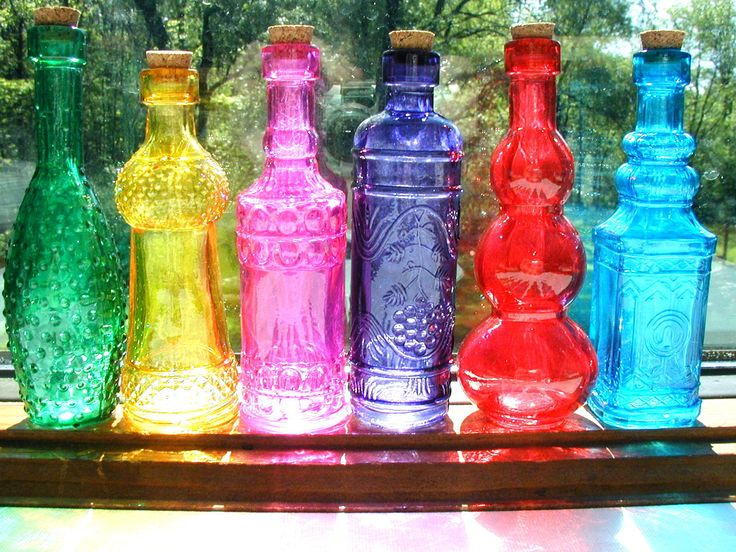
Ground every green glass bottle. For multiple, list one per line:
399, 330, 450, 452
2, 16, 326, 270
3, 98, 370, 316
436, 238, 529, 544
2, 7, 126, 427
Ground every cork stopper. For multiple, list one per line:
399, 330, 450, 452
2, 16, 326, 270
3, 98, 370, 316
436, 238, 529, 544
145, 50, 193, 69
510, 22, 555, 40
640, 30, 685, 50
268, 25, 314, 44
389, 30, 435, 51
33, 6, 80, 27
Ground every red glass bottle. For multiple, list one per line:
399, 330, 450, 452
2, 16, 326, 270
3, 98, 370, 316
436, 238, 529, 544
457, 23, 597, 429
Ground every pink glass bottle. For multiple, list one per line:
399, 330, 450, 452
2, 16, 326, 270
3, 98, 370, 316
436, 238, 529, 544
457, 23, 597, 429
236, 25, 348, 433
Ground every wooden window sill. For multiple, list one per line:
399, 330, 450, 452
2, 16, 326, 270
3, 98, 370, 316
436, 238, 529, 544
0, 383, 735, 512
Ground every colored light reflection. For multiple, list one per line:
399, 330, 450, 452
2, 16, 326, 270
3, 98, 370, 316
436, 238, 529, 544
459, 410, 611, 463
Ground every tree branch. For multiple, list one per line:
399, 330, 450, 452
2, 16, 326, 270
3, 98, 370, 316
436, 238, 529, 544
132, 0, 169, 49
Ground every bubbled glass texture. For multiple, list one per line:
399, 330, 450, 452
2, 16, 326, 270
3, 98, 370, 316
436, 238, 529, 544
237, 43, 348, 434
458, 37, 597, 429
349, 48, 463, 430
588, 48, 716, 429
2, 24, 126, 428
115, 67, 237, 432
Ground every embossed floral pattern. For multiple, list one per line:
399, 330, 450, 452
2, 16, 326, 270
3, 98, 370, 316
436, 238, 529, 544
348, 45, 463, 429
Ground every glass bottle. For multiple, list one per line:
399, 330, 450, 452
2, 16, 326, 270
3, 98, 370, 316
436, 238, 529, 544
323, 81, 375, 171
349, 30, 463, 430
2, 7, 126, 428
237, 26, 348, 433
457, 24, 597, 429
588, 31, 716, 429
115, 50, 238, 432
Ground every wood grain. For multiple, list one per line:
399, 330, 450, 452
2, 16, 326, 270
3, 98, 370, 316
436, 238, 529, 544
1, 424, 736, 451
1, 401, 735, 511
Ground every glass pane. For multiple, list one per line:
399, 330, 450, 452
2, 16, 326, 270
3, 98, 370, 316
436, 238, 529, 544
0, 0, 733, 355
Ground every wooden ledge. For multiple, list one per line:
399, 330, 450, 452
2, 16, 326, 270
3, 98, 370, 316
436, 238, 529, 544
1, 397, 735, 511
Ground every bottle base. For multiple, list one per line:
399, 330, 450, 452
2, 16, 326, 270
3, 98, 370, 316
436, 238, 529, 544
25, 403, 115, 429
587, 394, 701, 429
473, 410, 568, 431
240, 356, 349, 434
350, 396, 449, 432
123, 397, 239, 433
121, 356, 239, 433
458, 314, 596, 432
240, 403, 349, 435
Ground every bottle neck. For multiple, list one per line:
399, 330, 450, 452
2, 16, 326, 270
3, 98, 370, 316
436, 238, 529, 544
144, 104, 197, 152
263, 80, 318, 162
385, 85, 434, 113
509, 76, 556, 128
35, 63, 83, 167
635, 86, 684, 132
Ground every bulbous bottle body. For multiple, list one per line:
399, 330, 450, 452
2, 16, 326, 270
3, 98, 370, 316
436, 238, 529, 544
589, 48, 716, 428
3, 24, 126, 428
457, 37, 597, 429
114, 65, 237, 432
237, 42, 348, 434
349, 48, 463, 430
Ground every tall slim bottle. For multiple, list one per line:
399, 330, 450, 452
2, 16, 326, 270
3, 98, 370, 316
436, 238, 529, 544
237, 26, 348, 433
349, 30, 463, 430
457, 23, 597, 429
588, 30, 716, 429
115, 50, 238, 432
2, 7, 126, 428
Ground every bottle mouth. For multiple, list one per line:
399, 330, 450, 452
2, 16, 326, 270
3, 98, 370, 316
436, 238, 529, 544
140, 68, 200, 105
28, 24, 86, 64
261, 43, 320, 82
382, 49, 440, 86
504, 39, 561, 76
633, 49, 690, 87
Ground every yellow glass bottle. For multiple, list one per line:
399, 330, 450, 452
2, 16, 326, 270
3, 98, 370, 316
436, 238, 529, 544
115, 50, 238, 432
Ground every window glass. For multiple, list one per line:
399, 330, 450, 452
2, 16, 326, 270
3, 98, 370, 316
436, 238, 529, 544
0, 0, 733, 353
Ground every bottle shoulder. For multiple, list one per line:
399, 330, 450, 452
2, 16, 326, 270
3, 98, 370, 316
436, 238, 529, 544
621, 129, 695, 163
595, 204, 717, 249
5, 177, 124, 296
237, 186, 345, 211
490, 127, 573, 205
236, 195, 346, 242
237, 170, 345, 205
114, 147, 230, 229
28, 164, 87, 192
492, 127, 574, 178
354, 110, 463, 153
493, 126, 572, 157
236, 171, 346, 237
615, 162, 699, 203
16, 171, 109, 229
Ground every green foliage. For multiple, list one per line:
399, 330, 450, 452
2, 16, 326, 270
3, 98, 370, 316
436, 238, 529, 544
1, 0, 735, 334
542, 0, 631, 36
0, 78, 33, 160
0, 0, 46, 79
672, 0, 736, 255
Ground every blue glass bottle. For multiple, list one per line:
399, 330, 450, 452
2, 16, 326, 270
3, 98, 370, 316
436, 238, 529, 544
349, 31, 463, 430
588, 31, 717, 428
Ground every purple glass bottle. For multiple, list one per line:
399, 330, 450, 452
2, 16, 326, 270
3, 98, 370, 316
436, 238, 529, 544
349, 30, 463, 430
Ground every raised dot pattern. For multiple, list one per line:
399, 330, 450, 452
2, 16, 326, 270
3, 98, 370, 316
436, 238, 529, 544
237, 194, 346, 270
115, 152, 229, 230
114, 102, 238, 432
3, 171, 127, 427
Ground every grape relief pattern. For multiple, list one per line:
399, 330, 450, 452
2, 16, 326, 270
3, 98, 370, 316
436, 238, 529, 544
351, 198, 459, 368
